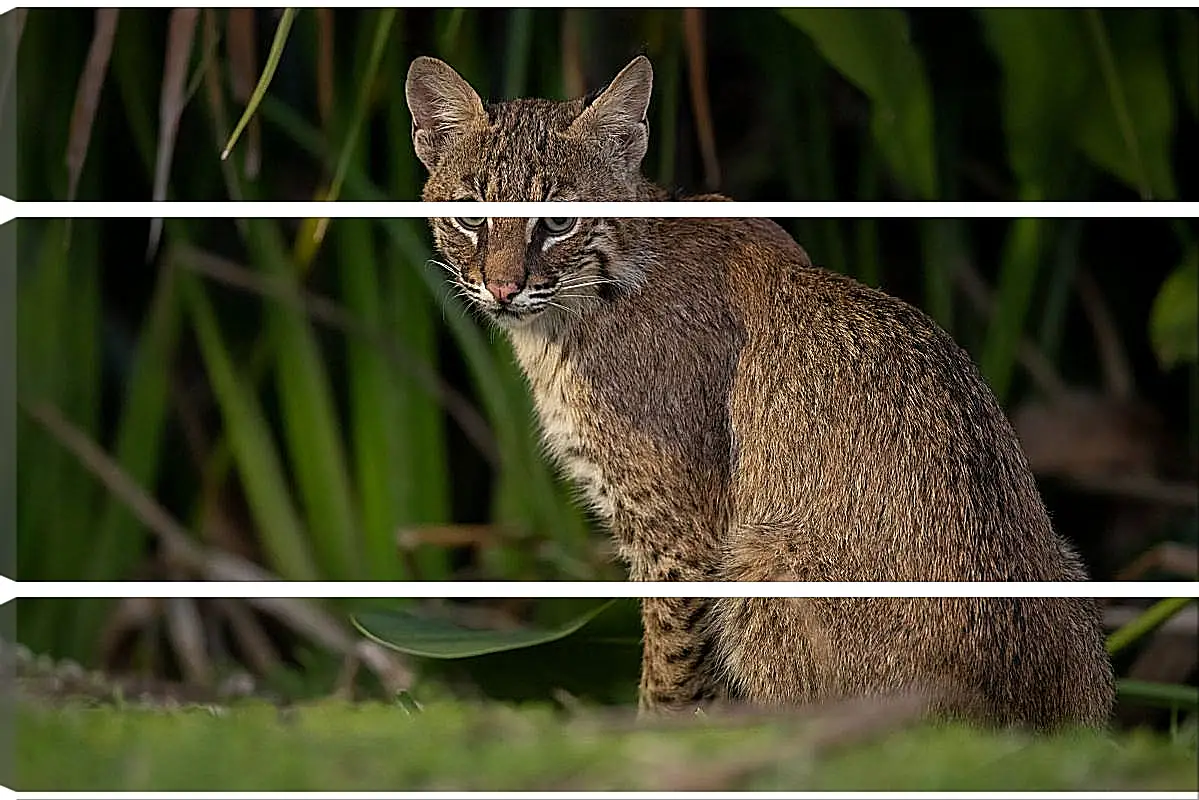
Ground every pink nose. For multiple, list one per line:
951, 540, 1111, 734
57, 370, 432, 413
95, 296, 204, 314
486, 281, 522, 303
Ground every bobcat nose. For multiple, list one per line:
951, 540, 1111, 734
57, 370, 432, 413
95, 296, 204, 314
486, 280, 523, 304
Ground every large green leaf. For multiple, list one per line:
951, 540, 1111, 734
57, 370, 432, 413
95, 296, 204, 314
979, 9, 1089, 194
1075, 10, 1176, 199
780, 8, 937, 198
980, 9, 1176, 198
1149, 249, 1199, 370
353, 600, 618, 659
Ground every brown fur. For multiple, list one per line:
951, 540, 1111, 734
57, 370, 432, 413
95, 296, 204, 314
406, 55, 1115, 729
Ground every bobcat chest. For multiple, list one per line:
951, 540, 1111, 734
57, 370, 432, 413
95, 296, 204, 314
509, 334, 620, 520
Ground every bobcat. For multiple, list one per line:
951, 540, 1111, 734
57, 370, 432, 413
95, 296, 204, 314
405, 54, 1115, 729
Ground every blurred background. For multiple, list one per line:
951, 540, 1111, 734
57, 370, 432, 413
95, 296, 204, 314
4, 8, 1196, 721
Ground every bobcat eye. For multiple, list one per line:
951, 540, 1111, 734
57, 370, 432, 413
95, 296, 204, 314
541, 217, 576, 235
455, 217, 486, 230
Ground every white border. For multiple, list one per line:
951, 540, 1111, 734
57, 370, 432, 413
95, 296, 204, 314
3, 579, 1196, 600
3, 200, 1197, 222
10, 794, 1199, 800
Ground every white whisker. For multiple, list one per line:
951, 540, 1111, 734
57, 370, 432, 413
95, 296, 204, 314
559, 272, 620, 282
557, 275, 622, 289
556, 280, 618, 292
426, 258, 461, 277
547, 301, 582, 319
449, 287, 478, 307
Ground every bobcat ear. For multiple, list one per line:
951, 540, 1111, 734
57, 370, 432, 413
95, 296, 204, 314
406, 56, 487, 170
570, 55, 653, 170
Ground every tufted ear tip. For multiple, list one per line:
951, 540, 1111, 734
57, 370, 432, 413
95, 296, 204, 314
405, 57, 487, 170
409, 55, 444, 69
607, 56, 653, 116
581, 55, 654, 127
623, 55, 654, 86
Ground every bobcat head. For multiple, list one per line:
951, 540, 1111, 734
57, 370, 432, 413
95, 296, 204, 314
406, 56, 658, 329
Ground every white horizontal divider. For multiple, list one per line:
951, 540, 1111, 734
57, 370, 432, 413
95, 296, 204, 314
3, 198, 1198, 221
2, 579, 1196, 600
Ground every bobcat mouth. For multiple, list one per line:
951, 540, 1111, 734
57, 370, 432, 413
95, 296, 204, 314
475, 282, 560, 324
493, 304, 533, 320
496, 301, 559, 325
476, 295, 546, 325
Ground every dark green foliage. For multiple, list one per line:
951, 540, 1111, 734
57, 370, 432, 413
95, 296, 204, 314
6, 9, 1195, 706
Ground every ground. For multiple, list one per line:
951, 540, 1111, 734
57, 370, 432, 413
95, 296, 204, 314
15, 696, 1199, 791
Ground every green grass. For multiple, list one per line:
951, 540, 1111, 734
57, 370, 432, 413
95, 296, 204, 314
16, 699, 1199, 791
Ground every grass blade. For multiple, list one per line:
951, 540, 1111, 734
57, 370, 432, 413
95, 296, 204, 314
560, 10, 585, 97
337, 218, 418, 581
247, 220, 364, 581
294, 7, 396, 265
181, 271, 321, 583
314, 8, 334, 126
502, 9, 533, 98
64, 9, 118, 202
980, 214, 1045, 404
682, 9, 720, 191
15, 219, 102, 658
148, 8, 199, 256
225, 8, 261, 178
1118, 679, 1199, 712
1108, 597, 1195, 656
653, 32, 680, 188
222, 7, 297, 161
919, 220, 959, 333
